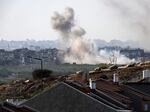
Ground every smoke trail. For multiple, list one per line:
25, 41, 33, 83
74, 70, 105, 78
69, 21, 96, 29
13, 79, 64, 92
51, 7, 134, 64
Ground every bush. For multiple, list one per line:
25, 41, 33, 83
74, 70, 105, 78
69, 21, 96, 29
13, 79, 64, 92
0, 68, 12, 77
32, 69, 53, 80
98, 64, 109, 69
100, 75, 108, 80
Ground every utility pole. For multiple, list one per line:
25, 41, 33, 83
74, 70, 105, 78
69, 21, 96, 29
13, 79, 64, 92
27, 56, 43, 70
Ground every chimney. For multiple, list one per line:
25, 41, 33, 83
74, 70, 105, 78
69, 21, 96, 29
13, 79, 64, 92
89, 78, 96, 89
143, 69, 150, 79
113, 73, 119, 83
82, 71, 89, 83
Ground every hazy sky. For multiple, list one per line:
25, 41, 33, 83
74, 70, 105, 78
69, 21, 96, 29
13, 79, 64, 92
0, 0, 150, 43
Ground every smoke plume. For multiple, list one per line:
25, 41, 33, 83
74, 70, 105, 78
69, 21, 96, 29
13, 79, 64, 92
51, 7, 91, 64
51, 7, 134, 64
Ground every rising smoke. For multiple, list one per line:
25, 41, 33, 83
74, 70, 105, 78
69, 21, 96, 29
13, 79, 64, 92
51, 7, 134, 64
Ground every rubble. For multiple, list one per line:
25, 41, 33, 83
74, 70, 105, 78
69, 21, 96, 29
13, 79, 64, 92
94, 67, 101, 71
109, 64, 118, 70
24, 80, 30, 83
89, 61, 150, 81
76, 71, 83, 75
0, 77, 57, 101
0, 61, 150, 102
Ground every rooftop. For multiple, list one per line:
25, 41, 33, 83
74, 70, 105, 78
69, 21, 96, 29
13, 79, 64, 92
0, 102, 37, 112
22, 82, 132, 112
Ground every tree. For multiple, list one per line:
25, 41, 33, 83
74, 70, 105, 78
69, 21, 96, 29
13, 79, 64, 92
32, 69, 53, 80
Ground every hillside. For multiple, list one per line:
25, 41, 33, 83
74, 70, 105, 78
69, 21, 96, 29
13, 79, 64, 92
0, 61, 150, 102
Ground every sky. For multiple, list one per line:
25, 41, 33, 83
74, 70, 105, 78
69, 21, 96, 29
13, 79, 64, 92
0, 0, 150, 44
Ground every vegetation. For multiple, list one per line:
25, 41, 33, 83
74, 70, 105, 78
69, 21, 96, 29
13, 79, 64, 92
98, 63, 110, 69
0, 64, 97, 82
32, 69, 53, 80
0, 68, 12, 77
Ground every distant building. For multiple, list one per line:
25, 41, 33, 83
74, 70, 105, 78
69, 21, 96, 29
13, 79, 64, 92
0, 48, 63, 65
120, 48, 144, 60
144, 52, 150, 61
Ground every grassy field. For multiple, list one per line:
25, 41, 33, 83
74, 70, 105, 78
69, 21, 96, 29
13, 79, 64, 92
0, 64, 98, 83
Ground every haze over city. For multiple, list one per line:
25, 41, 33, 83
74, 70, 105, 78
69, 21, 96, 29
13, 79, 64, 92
0, 0, 150, 50
0, 1, 150, 112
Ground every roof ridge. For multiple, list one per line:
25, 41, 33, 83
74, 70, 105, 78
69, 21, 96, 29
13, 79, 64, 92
123, 85, 150, 99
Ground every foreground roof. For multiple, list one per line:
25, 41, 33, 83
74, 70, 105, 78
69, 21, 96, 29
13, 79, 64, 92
0, 102, 37, 112
22, 82, 131, 112
125, 82, 150, 95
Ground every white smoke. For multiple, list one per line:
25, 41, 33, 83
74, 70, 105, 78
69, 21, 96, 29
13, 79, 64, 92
51, 7, 134, 64
99, 50, 135, 64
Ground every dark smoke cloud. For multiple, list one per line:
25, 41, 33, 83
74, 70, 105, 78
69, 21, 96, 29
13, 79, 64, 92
51, 7, 91, 63
51, 7, 74, 34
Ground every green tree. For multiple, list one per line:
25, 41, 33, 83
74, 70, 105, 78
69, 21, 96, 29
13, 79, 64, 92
32, 69, 53, 80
